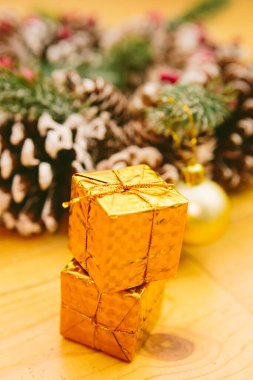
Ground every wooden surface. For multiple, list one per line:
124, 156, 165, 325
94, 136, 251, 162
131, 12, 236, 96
1, 189, 253, 380
1, 1, 253, 379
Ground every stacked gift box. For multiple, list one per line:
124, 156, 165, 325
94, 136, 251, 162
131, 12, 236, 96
60, 164, 188, 361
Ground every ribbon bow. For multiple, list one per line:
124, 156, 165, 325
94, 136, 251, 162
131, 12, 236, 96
63, 170, 174, 209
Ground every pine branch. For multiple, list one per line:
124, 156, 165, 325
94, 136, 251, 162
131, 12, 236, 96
105, 36, 153, 73
168, 0, 230, 30
0, 69, 82, 121
145, 83, 236, 141
77, 36, 154, 90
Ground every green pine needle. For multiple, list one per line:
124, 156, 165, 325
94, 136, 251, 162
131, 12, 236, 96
51, 36, 154, 91
0, 69, 83, 121
105, 36, 153, 72
168, 0, 230, 30
145, 83, 235, 141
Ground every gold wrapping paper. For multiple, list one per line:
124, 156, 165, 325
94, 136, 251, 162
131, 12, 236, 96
60, 259, 164, 362
67, 164, 188, 292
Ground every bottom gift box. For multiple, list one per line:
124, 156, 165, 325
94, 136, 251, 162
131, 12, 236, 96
60, 258, 165, 361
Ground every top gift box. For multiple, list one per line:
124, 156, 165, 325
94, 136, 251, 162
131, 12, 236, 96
67, 164, 188, 292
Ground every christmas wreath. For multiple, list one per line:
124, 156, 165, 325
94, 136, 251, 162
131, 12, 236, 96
0, 0, 252, 235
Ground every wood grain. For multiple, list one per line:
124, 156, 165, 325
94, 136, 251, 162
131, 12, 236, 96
1, 1, 253, 379
1, 188, 253, 380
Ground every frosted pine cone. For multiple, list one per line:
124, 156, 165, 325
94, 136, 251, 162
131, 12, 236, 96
0, 12, 101, 67
20, 15, 57, 58
125, 82, 167, 148
52, 71, 131, 124
46, 14, 101, 65
213, 62, 253, 189
123, 119, 166, 148
0, 13, 34, 65
0, 112, 101, 234
72, 112, 129, 172
0, 112, 81, 235
158, 163, 180, 184
0, 67, 133, 235
213, 117, 253, 189
0, 13, 57, 65
0, 109, 131, 235
96, 145, 163, 171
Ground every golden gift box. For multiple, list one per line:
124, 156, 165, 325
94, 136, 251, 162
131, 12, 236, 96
60, 259, 165, 361
69, 165, 187, 292
67, 164, 188, 292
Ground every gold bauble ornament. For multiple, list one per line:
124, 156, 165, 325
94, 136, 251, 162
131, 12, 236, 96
177, 163, 231, 246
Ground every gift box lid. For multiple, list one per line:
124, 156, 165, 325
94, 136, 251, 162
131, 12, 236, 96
72, 164, 188, 217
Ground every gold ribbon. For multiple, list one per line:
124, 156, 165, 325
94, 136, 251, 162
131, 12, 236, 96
63, 170, 173, 209
62, 303, 134, 361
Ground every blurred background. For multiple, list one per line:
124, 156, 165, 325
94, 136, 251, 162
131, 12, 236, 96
0, 0, 253, 47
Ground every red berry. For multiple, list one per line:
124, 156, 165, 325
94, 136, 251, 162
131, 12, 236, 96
228, 99, 238, 110
86, 16, 97, 28
160, 71, 179, 84
196, 23, 207, 44
19, 67, 37, 82
148, 11, 164, 24
57, 25, 72, 40
0, 56, 15, 69
0, 20, 14, 33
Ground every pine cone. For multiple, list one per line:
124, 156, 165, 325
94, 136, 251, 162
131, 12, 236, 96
0, 13, 57, 66
0, 110, 130, 235
215, 41, 246, 69
71, 111, 129, 172
96, 145, 163, 171
52, 70, 131, 125
130, 82, 160, 111
0, 111, 81, 235
0, 13, 101, 67
213, 117, 253, 189
45, 14, 101, 66
0, 66, 133, 235
125, 82, 168, 148
212, 62, 253, 189
156, 23, 217, 73
123, 119, 166, 148
157, 163, 180, 184
96, 145, 181, 186
20, 15, 57, 59
0, 13, 32, 65
0, 111, 104, 235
